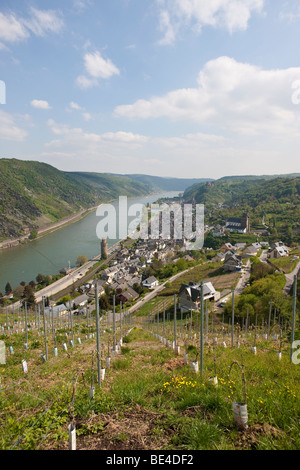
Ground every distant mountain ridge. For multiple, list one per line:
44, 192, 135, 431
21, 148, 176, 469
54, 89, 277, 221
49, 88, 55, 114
109, 174, 213, 191
218, 173, 300, 182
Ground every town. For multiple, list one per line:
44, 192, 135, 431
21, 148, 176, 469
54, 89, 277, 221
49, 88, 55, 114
9, 207, 295, 323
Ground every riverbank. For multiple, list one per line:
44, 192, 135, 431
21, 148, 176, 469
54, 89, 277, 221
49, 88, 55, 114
0, 189, 164, 251
0, 205, 100, 251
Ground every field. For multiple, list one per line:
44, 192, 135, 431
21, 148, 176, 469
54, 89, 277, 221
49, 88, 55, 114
267, 249, 300, 274
160, 261, 240, 296
0, 303, 299, 451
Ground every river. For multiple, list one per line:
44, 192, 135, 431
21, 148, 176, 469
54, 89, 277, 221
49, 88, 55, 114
0, 191, 180, 292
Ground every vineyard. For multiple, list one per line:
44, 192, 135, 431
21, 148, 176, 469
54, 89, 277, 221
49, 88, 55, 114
0, 293, 299, 451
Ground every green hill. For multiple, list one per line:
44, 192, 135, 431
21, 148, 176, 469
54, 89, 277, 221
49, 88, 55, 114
184, 177, 300, 244
0, 159, 149, 240
66, 172, 152, 198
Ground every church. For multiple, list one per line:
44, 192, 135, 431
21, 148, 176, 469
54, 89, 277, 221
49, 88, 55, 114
225, 213, 250, 234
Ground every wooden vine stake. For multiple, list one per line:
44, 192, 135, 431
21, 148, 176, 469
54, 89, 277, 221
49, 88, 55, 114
228, 360, 248, 431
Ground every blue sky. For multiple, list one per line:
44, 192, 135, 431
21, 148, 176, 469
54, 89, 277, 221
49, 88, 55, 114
1, 0, 300, 179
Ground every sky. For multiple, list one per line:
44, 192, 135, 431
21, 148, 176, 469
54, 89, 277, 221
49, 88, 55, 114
1, 0, 300, 179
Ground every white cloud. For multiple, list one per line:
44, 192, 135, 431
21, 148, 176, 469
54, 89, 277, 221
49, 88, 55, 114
24, 7, 64, 36
47, 120, 148, 145
82, 112, 92, 121
0, 8, 64, 45
42, 115, 300, 177
0, 12, 29, 43
157, 0, 265, 44
115, 56, 300, 136
30, 99, 52, 110
69, 101, 83, 111
76, 50, 120, 89
100, 131, 149, 144
0, 110, 27, 141
72, 0, 93, 14
157, 10, 176, 46
75, 75, 98, 89
66, 102, 92, 121
83, 51, 120, 79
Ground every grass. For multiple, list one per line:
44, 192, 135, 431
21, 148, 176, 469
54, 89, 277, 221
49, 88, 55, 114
161, 261, 240, 296
268, 256, 299, 274
0, 310, 299, 451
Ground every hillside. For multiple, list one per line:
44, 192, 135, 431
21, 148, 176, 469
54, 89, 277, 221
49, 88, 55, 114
0, 159, 150, 240
110, 174, 213, 192
218, 173, 300, 182
184, 177, 300, 244
66, 172, 153, 198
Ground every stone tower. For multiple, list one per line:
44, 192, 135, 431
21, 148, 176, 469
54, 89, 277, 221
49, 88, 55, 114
101, 238, 108, 259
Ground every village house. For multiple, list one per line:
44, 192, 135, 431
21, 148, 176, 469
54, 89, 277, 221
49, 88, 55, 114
59, 266, 72, 275
242, 245, 259, 257
220, 242, 235, 252
117, 287, 139, 304
127, 275, 143, 288
44, 304, 68, 318
74, 296, 93, 314
268, 242, 289, 258
111, 279, 129, 292
101, 266, 120, 283
142, 276, 159, 289
178, 281, 220, 311
211, 252, 226, 263
87, 279, 106, 296
234, 243, 246, 251
73, 294, 90, 308
212, 224, 225, 238
223, 253, 242, 272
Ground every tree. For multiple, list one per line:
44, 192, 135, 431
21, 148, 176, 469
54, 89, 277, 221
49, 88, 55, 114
203, 231, 222, 250
29, 229, 38, 240
29, 280, 36, 290
190, 250, 201, 261
5, 282, 12, 296
22, 285, 36, 307
99, 295, 110, 310
0, 292, 4, 306
36, 273, 45, 284
77, 255, 88, 266
13, 285, 24, 299
44, 275, 52, 286
133, 283, 144, 295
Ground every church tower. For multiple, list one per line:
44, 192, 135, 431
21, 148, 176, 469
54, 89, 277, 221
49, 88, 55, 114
241, 213, 250, 233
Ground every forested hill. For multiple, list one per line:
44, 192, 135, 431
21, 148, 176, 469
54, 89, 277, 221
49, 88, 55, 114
183, 177, 300, 243
0, 159, 149, 240
111, 174, 213, 191
183, 177, 300, 205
